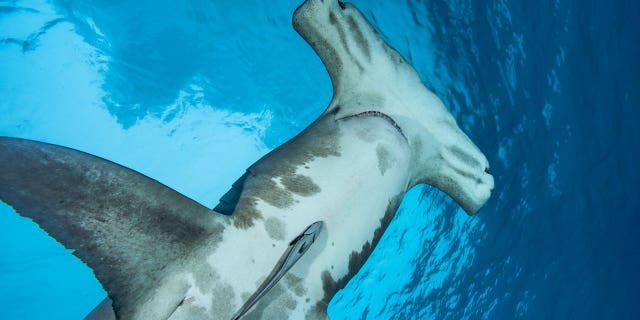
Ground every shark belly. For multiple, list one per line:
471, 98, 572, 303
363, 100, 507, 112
168, 116, 411, 319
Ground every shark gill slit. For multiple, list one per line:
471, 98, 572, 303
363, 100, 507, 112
337, 111, 407, 141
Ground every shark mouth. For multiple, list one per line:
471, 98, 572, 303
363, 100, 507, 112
337, 111, 407, 140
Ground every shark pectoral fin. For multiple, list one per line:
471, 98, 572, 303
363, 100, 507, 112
213, 170, 250, 215
232, 221, 323, 320
0, 137, 223, 320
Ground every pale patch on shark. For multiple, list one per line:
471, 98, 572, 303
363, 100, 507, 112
0, 0, 494, 319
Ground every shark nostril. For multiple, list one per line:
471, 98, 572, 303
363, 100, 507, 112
484, 167, 490, 174
338, 1, 346, 10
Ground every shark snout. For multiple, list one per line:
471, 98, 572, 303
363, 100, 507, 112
409, 121, 494, 215
437, 135, 494, 215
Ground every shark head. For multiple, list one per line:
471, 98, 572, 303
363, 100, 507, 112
293, 0, 494, 214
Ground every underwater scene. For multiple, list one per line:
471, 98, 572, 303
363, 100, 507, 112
1, 0, 639, 319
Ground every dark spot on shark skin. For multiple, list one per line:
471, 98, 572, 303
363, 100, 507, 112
315, 194, 404, 313
451, 165, 482, 184
265, 217, 286, 241
317, 271, 337, 314
245, 113, 341, 202
295, 22, 344, 85
449, 145, 481, 168
351, 123, 378, 143
329, 11, 337, 25
242, 283, 297, 320
281, 174, 321, 196
347, 16, 371, 61
231, 115, 340, 228
232, 172, 319, 230
172, 267, 235, 319
306, 303, 330, 320
330, 10, 364, 73
252, 177, 296, 209
232, 196, 263, 229
204, 271, 236, 318
189, 259, 219, 292
376, 144, 394, 175
284, 273, 307, 297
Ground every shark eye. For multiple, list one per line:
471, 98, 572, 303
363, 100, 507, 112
338, 1, 346, 10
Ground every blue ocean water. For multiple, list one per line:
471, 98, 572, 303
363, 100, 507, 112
1, 0, 638, 319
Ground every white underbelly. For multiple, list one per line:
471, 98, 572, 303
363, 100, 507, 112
170, 117, 411, 319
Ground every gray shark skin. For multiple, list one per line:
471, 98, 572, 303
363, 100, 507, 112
0, 0, 494, 319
